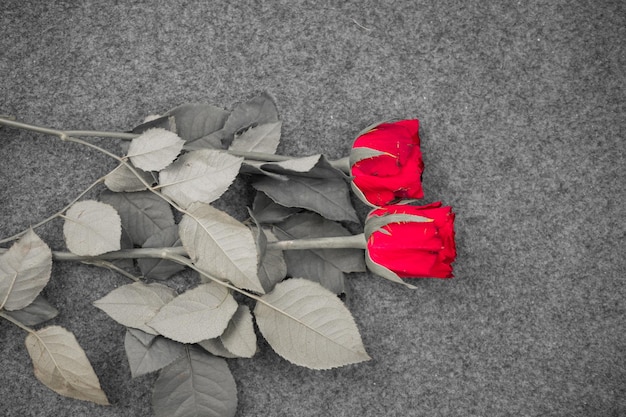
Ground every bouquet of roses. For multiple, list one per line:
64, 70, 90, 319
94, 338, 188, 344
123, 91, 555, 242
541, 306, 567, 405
0, 92, 456, 417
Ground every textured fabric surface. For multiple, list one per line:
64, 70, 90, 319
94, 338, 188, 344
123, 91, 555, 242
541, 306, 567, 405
1, 1, 624, 416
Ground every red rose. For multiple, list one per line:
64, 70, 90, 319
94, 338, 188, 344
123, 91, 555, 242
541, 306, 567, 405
350, 119, 424, 206
365, 202, 456, 278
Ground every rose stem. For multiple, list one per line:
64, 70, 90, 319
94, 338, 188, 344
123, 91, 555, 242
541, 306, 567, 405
0, 234, 367, 261
0, 117, 351, 173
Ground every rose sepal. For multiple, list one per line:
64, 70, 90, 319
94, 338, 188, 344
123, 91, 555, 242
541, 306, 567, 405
364, 212, 433, 238
364, 251, 417, 289
354, 118, 402, 138
348, 147, 394, 168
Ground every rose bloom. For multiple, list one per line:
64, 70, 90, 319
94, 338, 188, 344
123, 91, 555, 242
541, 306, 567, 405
366, 202, 456, 278
350, 119, 424, 206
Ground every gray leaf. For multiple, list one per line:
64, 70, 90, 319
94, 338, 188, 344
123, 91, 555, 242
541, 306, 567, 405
152, 346, 237, 417
216, 92, 279, 148
138, 226, 186, 281
0, 229, 52, 311
253, 176, 359, 223
2, 295, 58, 326
124, 329, 185, 378
164, 103, 230, 149
100, 190, 175, 246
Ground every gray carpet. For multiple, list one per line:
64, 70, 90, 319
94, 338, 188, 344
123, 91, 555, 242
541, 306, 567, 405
1, 1, 625, 416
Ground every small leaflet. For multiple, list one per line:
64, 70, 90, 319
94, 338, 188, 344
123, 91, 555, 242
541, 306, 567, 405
124, 328, 185, 378
216, 92, 279, 148
137, 225, 186, 280
197, 338, 238, 359
2, 295, 58, 326
179, 203, 264, 294
63, 200, 122, 256
146, 282, 238, 344
25, 326, 110, 405
251, 191, 300, 224
104, 162, 154, 192
218, 305, 257, 358
159, 150, 243, 209
229, 121, 282, 154
164, 103, 230, 149
131, 115, 176, 135
93, 282, 177, 335
126, 128, 184, 172
0, 229, 53, 311
99, 190, 175, 247
253, 176, 359, 223
196, 305, 257, 359
257, 233, 288, 293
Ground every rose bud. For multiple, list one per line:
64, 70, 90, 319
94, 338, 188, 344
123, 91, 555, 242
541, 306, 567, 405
350, 119, 424, 207
365, 202, 456, 282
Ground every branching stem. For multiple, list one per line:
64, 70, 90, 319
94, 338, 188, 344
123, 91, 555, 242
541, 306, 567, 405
0, 116, 189, 216
0, 117, 352, 173
0, 176, 105, 245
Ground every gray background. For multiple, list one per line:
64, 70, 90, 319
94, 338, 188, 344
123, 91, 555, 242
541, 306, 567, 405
1, 1, 624, 416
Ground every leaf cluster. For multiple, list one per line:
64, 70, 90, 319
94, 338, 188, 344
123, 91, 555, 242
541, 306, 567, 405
1, 92, 370, 417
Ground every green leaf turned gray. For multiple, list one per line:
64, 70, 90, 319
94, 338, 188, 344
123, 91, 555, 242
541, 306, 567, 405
131, 115, 176, 135
159, 150, 243, 209
260, 154, 347, 179
124, 328, 185, 378
255, 279, 370, 370
213, 92, 279, 148
179, 203, 264, 293
100, 190, 175, 246
229, 121, 281, 154
126, 128, 185, 172
104, 162, 154, 192
164, 103, 230, 150
257, 229, 287, 293
137, 225, 186, 280
0, 229, 52, 311
197, 338, 238, 359
197, 305, 257, 358
25, 326, 110, 405
62, 200, 122, 256
93, 282, 177, 335
251, 191, 301, 224
253, 176, 359, 223
247, 208, 287, 292
146, 282, 238, 344
243, 155, 347, 181
2, 295, 58, 326
152, 346, 237, 417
